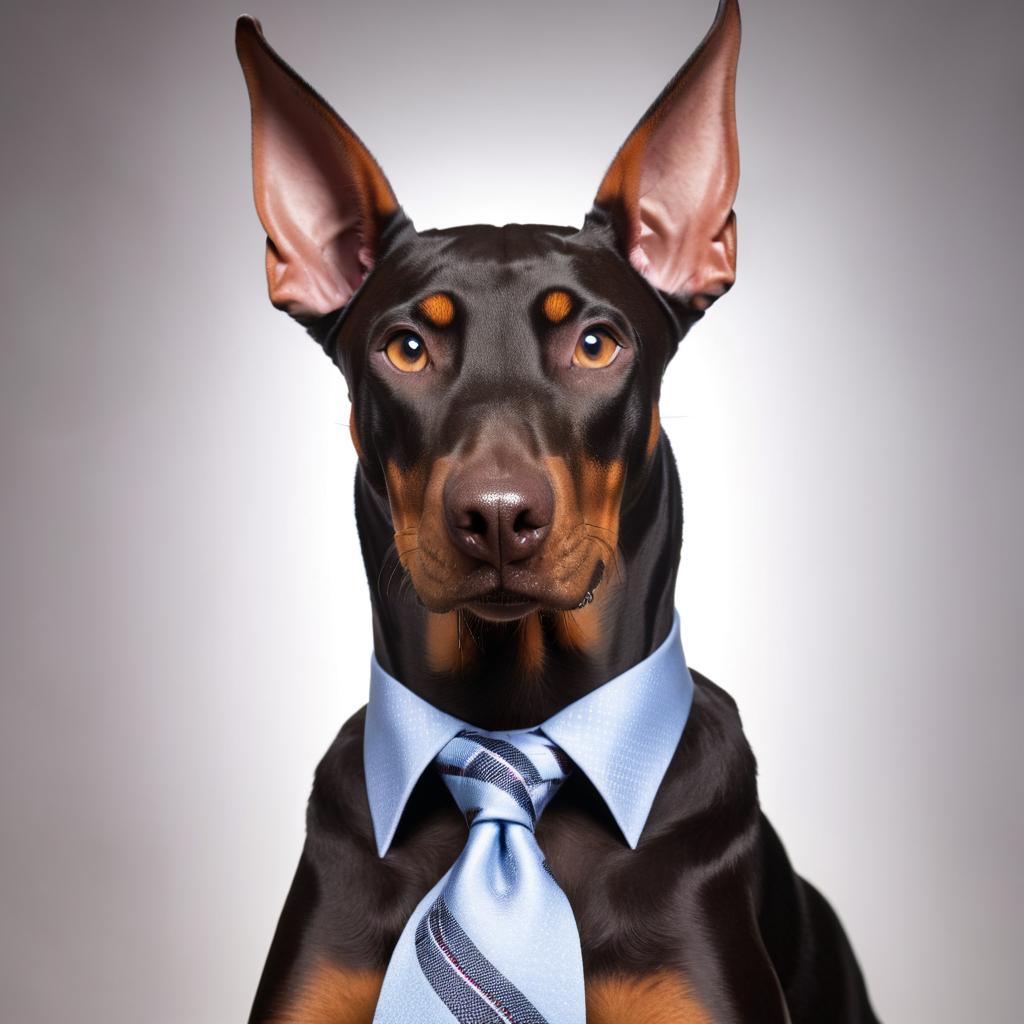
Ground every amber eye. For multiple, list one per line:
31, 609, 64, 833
572, 327, 621, 369
385, 331, 429, 372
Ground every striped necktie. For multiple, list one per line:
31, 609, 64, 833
372, 729, 586, 1023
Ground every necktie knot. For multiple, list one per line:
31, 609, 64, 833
378, 727, 585, 1023
435, 729, 573, 831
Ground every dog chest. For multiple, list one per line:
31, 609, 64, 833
275, 961, 715, 1023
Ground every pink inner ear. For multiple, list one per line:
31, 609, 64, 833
631, 30, 739, 303
257, 101, 366, 318
237, 18, 398, 324
253, 80, 370, 319
597, 0, 740, 309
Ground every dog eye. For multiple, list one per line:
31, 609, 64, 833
385, 331, 429, 372
572, 327, 621, 369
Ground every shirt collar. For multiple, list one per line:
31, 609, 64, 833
363, 611, 694, 856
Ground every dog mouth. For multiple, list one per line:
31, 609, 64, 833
463, 560, 605, 622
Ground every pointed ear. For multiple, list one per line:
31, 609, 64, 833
591, 0, 740, 313
235, 16, 408, 325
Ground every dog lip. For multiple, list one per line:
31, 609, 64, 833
471, 587, 534, 605
447, 557, 607, 619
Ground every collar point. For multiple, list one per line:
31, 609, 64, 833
621, 827, 642, 851
372, 818, 396, 858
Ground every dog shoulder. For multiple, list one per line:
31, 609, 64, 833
690, 667, 740, 715
641, 667, 761, 847
304, 705, 376, 850
686, 669, 758, 778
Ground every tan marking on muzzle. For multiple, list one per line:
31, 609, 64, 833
384, 460, 427, 546
579, 457, 626, 547
419, 291, 455, 327
586, 971, 711, 1024
542, 454, 626, 656
386, 456, 466, 612
542, 289, 573, 323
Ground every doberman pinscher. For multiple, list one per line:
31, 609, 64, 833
235, 1, 880, 1021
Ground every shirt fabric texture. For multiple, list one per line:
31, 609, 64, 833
363, 610, 695, 856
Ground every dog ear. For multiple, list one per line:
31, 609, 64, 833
235, 17, 407, 325
589, 0, 740, 313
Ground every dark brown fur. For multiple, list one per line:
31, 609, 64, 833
235, 3, 880, 1021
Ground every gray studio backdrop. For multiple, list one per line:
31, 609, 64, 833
2, 1, 1021, 1021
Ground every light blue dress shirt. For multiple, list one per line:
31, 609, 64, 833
363, 610, 694, 855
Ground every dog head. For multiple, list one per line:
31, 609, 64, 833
236, 1, 740, 629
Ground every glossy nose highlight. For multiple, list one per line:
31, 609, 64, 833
444, 461, 554, 569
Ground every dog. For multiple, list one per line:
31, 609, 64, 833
235, 2, 880, 1021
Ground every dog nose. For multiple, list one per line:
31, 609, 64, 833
444, 461, 554, 569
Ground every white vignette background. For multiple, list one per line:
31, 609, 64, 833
1, 1, 1021, 1021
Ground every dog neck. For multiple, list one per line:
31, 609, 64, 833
355, 439, 682, 730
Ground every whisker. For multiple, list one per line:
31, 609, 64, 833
398, 560, 419, 602
461, 608, 483, 649
585, 530, 624, 585
385, 549, 409, 600
376, 541, 399, 602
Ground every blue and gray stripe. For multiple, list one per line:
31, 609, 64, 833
415, 893, 549, 1024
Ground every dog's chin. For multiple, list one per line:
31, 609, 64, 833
466, 595, 541, 623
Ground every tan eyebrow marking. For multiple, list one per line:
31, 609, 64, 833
542, 289, 573, 323
419, 292, 455, 327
